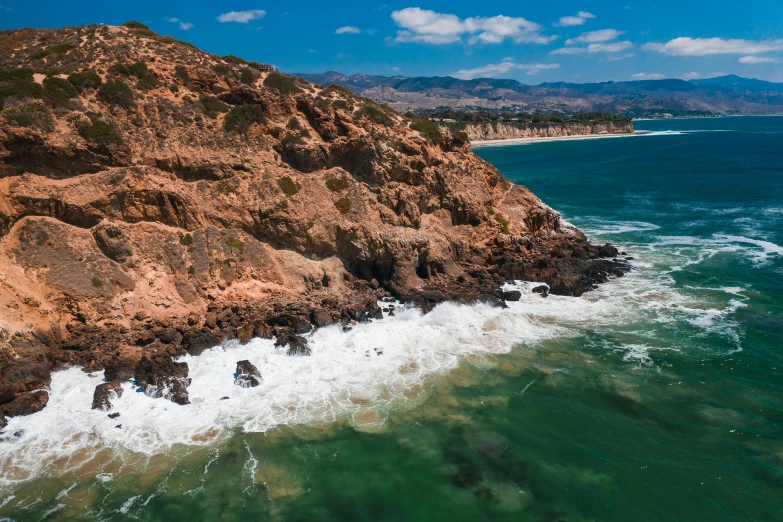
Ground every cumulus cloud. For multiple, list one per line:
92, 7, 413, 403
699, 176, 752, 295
391, 7, 554, 45
556, 11, 595, 27
643, 37, 783, 56
336, 26, 361, 34
453, 61, 559, 80
565, 29, 624, 45
607, 53, 635, 61
631, 73, 665, 80
738, 55, 780, 64
552, 40, 633, 54
216, 9, 267, 23
166, 17, 194, 30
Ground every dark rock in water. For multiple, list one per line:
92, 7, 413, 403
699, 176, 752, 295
234, 360, 262, 388
108, 412, 120, 419
625, 256, 634, 261
115, 424, 122, 429
220, 396, 230, 400
183, 328, 220, 356
275, 331, 312, 356
0, 413, 6, 430
532, 285, 549, 294
478, 293, 507, 309
598, 243, 619, 258
92, 381, 124, 411
374, 348, 383, 356
501, 290, 522, 302
134, 354, 191, 405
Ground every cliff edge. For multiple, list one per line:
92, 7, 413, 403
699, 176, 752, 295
0, 24, 628, 424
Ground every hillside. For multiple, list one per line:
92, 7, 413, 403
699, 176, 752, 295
295, 71, 783, 116
0, 23, 628, 425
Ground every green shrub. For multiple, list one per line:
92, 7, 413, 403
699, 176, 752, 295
451, 129, 469, 146
91, 275, 103, 287
212, 63, 231, 76
174, 65, 190, 83
110, 61, 158, 90
334, 198, 352, 215
223, 104, 266, 133
494, 214, 510, 235
240, 68, 255, 85
325, 177, 349, 192
223, 55, 247, 65
97, 80, 134, 108
215, 181, 235, 195
179, 233, 194, 246
76, 113, 123, 145
225, 236, 245, 248
43, 76, 77, 108
199, 94, 228, 118
3, 100, 55, 132
411, 117, 441, 144
136, 74, 159, 91
121, 21, 149, 30
357, 105, 393, 126
0, 79, 43, 108
67, 70, 102, 92
327, 84, 352, 96
264, 72, 300, 95
30, 43, 74, 61
277, 176, 300, 196
485, 206, 495, 216
0, 68, 34, 82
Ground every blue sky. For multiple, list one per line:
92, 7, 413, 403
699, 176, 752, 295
2, 1, 783, 83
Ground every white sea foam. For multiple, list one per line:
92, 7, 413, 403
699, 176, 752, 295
578, 219, 660, 236
652, 233, 783, 265
0, 243, 750, 488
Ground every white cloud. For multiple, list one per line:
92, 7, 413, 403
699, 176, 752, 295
216, 10, 267, 23
565, 29, 624, 45
680, 72, 701, 79
607, 53, 635, 61
552, 40, 633, 54
738, 55, 780, 64
631, 73, 665, 80
453, 61, 559, 80
556, 11, 595, 27
391, 7, 553, 45
336, 26, 361, 34
166, 17, 194, 30
644, 37, 783, 56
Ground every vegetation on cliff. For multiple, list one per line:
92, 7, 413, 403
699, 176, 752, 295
0, 23, 628, 420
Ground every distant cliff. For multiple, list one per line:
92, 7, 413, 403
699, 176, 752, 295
460, 121, 635, 142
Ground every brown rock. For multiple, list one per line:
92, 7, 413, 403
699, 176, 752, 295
91, 381, 123, 411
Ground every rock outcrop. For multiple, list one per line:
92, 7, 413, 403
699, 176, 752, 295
0, 24, 629, 420
234, 360, 262, 388
462, 121, 634, 142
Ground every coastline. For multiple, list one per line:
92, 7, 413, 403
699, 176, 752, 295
472, 131, 646, 147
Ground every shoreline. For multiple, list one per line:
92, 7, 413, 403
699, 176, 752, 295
472, 131, 643, 147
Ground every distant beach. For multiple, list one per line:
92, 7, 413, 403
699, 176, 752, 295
472, 131, 649, 147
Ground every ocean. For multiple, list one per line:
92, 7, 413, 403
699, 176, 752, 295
1, 116, 781, 521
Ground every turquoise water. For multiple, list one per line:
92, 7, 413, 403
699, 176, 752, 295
1, 117, 781, 521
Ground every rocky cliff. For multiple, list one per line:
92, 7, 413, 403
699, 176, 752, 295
462, 121, 635, 142
0, 24, 629, 425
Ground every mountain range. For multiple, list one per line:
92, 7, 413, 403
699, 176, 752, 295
294, 72, 783, 116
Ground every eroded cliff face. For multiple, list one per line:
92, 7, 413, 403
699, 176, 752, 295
0, 24, 629, 422
463, 121, 635, 141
